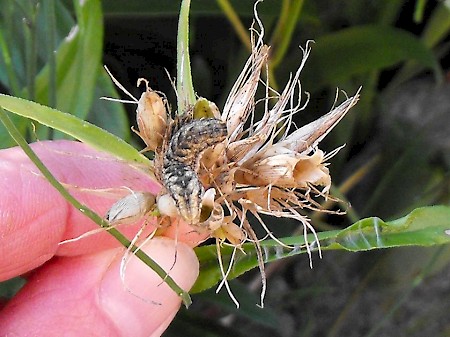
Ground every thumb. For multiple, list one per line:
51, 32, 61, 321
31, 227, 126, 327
0, 237, 199, 337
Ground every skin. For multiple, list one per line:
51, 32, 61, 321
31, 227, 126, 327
0, 140, 205, 336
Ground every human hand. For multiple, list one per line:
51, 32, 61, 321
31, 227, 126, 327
0, 140, 201, 336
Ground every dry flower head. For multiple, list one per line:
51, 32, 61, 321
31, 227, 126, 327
103, 3, 360, 308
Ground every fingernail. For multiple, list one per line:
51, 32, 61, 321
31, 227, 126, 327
98, 237, 199, 336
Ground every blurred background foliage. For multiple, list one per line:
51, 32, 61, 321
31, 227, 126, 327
1, 0, 450, 336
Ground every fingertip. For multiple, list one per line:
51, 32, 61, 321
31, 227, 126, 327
99, 237, 199, 336
0, 237, 198, 337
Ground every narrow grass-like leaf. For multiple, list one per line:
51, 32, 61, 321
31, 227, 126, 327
335, 206, 450, 251
35, 0, 103, 120
192, 205, 450, 293
0, 94, 149, 165
414, 0, 427, 23
87, 67, 131, 139
389, 4, 450, 87
191, 229, 337, 294
270, 0, 304, 68
43, 0, 57, 108
422, 3, 450, 48
23, 2, 39, 101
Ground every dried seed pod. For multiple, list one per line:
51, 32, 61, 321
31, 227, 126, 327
235, 148, 331, 191
213, 222, 246, 246
106, 192, 156, 225
133, 78, 168, 152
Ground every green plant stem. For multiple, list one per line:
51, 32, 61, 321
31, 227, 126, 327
414, 0, 427, 23
44, 0, 57, 109
269, 0, 304, 68
24, 3, 39, 101
177, 0, 196, 114
216, 0, 251, 51
0, 108, 192, 308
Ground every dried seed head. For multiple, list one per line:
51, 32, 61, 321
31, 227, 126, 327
134, 78, 168, 151
234, 148, 331, 191
293, 150, 331, 190
105, 2, 361, 309
213, 222, 246, 246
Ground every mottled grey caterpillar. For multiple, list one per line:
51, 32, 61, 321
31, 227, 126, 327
162, 118, 227, 223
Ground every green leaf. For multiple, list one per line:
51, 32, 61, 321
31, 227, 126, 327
35, 0, 103, 120
422, 3, 450, 48
301, 25, 442, 90
388, 4, 450, 87
192, 205, 450, 293
87, 67, 131, 140
335, 206, 450, 251
0, 93, 150, 165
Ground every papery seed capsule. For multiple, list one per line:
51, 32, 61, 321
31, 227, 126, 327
134, 78, 168, 151
106, 192, 156, 225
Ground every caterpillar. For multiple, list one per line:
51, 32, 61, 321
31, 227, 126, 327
162, 118, 228, 223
